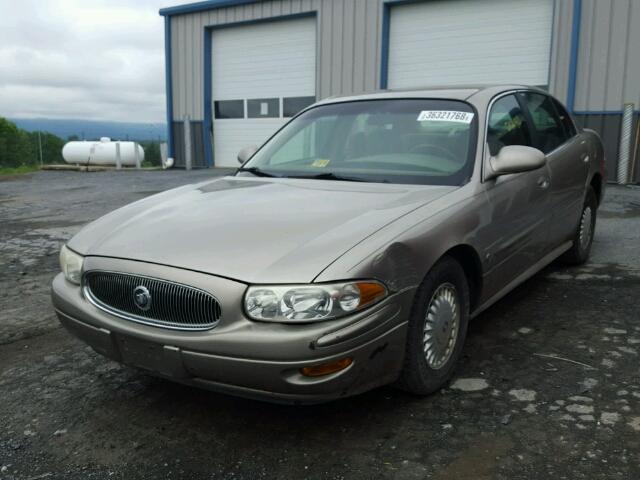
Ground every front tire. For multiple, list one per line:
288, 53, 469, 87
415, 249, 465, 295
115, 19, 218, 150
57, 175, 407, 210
396, 256, 470, 395
561, 187, 597, 265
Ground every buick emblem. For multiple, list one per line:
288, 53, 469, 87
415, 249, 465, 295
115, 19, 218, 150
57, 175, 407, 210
133, 285, 152, 311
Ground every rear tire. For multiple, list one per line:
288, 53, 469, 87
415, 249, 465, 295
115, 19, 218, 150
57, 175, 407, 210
561, 187, 597, 265
396, 256, 470, 395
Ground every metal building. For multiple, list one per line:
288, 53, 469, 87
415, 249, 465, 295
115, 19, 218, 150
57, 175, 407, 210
160, 0, 639, 181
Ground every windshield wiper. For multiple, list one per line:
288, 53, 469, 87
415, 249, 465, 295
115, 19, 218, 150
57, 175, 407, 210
239, 169, 382, 183
290, 172, 367, 182
236, 166, 279, 178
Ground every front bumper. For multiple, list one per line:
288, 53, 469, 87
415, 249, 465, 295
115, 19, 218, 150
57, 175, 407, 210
51, 258, 415, 404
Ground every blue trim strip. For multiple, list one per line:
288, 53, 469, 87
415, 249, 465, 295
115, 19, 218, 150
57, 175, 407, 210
380, 0, 424, 89
566, 0, 582, 113
160, 0, 259, 17
203, 28, 214, 167
164, 16, 174, 159
546, 0, 558, 89
380, 2, 391, 89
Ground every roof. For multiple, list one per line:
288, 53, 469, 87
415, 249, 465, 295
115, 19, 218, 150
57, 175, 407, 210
159, 0, 259, 16
315, 85, 533, 106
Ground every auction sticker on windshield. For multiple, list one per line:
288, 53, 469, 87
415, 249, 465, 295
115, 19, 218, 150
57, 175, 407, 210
311, 159, 331, 168
417, 111, 474, 123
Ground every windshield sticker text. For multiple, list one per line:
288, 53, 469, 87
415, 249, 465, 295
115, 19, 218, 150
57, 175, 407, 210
417, 111, 474, 123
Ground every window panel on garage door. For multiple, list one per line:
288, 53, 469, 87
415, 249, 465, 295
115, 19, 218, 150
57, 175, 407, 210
211, 17, 316, 167
283, 96, 316, 117
388, 0, 553, 89
247, 99, 280, 119
214, 100, 244, 119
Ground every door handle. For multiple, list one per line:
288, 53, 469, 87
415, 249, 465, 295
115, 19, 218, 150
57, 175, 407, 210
537, 177, 550, 189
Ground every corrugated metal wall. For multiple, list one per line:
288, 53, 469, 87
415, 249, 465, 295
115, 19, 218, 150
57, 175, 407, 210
172, 122, 207, 168
572, 0, 640, 182
547, 0, 575, 104
574, 113, 639, 181
165, 0, 638, 179
574, 0, 640, 111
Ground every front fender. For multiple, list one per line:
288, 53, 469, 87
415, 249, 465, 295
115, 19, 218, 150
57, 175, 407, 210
314, 184, 485, 292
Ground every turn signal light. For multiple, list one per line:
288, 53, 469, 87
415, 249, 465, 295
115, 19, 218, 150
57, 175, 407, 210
300, 357, 353, 377
356, 282, 386, 307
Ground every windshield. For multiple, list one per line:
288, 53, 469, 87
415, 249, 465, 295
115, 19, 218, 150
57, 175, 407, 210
239, 99, 477, 185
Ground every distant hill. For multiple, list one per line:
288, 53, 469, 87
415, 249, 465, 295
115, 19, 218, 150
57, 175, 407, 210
10, 118, 167, 142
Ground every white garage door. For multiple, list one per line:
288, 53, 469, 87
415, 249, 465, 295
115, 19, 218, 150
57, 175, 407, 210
211, 17, 316, 167
388, 0, 553, 89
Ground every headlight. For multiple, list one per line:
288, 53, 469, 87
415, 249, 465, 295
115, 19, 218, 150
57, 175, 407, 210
244, 281, 387, 323
59, 244, 84, 285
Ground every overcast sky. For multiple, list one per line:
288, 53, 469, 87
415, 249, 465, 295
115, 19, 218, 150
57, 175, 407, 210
0, 0, 187, 123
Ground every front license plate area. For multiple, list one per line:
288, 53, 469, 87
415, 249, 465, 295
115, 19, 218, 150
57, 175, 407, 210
116, 335, 164, 372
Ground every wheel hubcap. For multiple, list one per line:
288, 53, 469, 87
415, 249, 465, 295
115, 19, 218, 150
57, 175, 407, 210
423, 283, 460, 370
579, 206, 593, 250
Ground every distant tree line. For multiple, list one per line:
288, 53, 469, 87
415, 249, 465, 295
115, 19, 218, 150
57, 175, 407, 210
0, 117, 163, 168
139, 140, 161, 167
0, 117, 65, 167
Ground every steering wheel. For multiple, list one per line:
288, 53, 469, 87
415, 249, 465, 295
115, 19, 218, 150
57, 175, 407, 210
409, 143, 457, 161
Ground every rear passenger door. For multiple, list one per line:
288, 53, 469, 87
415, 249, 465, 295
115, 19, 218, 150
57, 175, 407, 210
479, 93, 552, 300
519, 92, 588, 248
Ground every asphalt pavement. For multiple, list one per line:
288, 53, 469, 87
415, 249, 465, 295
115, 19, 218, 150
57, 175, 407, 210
1, 170, 639, 479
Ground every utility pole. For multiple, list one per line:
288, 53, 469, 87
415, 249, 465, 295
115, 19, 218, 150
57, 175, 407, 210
37, 131, 43, 166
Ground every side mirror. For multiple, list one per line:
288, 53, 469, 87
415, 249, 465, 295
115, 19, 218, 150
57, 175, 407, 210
237, 145, 258, 164
487, 145, 546, 179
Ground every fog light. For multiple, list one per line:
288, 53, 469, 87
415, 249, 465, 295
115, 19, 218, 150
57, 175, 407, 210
300, 357, 353, 377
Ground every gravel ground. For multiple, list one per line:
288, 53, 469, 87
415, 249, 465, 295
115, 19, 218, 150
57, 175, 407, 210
1, 170, 639, 480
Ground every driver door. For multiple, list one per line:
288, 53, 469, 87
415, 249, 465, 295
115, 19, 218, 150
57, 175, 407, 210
478, 93, 552, 300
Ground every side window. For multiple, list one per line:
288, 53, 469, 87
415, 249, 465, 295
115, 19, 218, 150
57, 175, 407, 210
552, 98, 577, 138
520, 92, 568, 153
487, 94, 531, 156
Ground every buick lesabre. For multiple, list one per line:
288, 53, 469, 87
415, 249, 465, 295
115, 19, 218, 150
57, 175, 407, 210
52, 85, 605, 403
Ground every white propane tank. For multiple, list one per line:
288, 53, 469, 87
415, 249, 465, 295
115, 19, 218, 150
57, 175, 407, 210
62, 138, 145, 166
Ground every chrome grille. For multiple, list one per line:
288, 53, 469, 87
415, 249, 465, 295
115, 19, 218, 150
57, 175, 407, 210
83, 271, 221, 330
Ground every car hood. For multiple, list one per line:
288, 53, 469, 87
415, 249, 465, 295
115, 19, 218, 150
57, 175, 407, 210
69, 176, 455, 284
